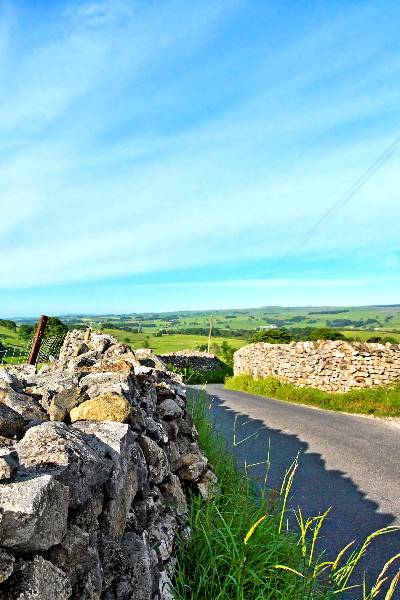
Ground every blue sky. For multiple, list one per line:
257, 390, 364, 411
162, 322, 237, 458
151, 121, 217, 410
1, 0, 400, 317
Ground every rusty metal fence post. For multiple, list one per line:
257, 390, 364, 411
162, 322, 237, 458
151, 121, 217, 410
28, 315, 48, 365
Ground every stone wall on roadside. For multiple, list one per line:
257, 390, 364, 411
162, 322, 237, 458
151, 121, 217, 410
234, 340, 400, 392
0, 331, 216, 599
159, 350, 224, 373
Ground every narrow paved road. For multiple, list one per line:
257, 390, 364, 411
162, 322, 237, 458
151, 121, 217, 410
189, 384, 400, 593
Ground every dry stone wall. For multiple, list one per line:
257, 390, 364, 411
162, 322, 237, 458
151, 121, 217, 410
234, 340, 400, 392
0, 331, 216, 599
159, 351, 224, 373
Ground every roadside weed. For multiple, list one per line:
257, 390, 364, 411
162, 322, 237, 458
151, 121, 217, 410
173, 391, 400, 599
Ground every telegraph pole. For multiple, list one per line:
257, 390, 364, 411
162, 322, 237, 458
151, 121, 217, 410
207, 317, 213, 353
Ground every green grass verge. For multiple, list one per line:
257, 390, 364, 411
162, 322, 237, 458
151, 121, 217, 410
225, 374, 400, 417
165, 364, 233, 384
173, 394, 400, 599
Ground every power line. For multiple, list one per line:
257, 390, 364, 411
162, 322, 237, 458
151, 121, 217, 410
272, 131, 400, 270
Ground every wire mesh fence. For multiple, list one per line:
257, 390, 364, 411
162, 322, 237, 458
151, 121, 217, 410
0, 343, 30, 365
0, 334, 65, 366
36, 334, 65, 364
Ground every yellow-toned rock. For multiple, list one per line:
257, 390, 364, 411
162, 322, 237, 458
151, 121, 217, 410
69, 393, 131, 423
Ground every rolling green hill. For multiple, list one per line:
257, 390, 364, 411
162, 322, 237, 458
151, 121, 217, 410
2, 305, 400, 364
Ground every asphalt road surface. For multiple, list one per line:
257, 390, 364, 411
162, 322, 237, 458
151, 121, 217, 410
189, 384, 400, 595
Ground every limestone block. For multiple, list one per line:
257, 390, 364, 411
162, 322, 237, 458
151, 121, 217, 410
158, 399, 183, 420
197, 468, 218, 499
91, 333, 114, 353
0, 448, 18, 481
0, 548, 15, 583
49, 385, 89, 421
48, 524, 102, 592
3, 555, 72, 599
78, 370, 136, 401
17, 422, 112, 508
139, 436, 170, 485
112, 532, 158, 600
74, 420, 147, 539
0, 474, 68, 552
0, 403, 25, 438
70, 393, 131, 424
165, 474, 187, 516
149, 515, 178, 561
179, 444, 208, 482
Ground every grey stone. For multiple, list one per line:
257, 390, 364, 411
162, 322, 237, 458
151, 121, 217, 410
3, 555, 72, 599
71, 553, 103, 600
163, 419, 179, 440
113, 532, 158, 600
0, 448, 19, 481
166, 441, 182, 472
129, 403, 146, 433
31, 372, 81, 411
48, 385, 89, 421
0, 387, 47, 421
17, 421, 112, 508
158, 399, 183, 420
0, 365, 36, 390
75, 342, 90, 356
78, 370, 136, 401
99, 537, 125, 590
0, 435, 15, 449
0, 371, 16, 386
139, 389, 157, 416
165, 474, 187, 516
49, 524, 102, 593
176, 415, 198, 440
0, 548, 15, 583
149, 515, 178, 561
0, 402, 25, 438
139, 436, 169, 485
74, 420, 147, 539
197, 468, 218, 499
134, 349, 166, 371
144, 416, 168, 443
155, 381, 176, 400
69, 489, 104, 536
90, 333, 114, 353
104, 342, 138, 363
0, 474, 68, 552
179, 444, 208, 482
159, 570, 174, 600
71, 351, 98, 370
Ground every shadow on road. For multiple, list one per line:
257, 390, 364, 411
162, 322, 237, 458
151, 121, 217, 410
188, 386, 400, 593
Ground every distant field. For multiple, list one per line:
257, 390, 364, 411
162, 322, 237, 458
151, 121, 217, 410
0, 325, 25, 346
0, 326, 30, 355
64, 305, 400, 335
340, 329, 400, 342
103, 329, 245, 354
3, 305, 400, 363
0, 325, 30, 364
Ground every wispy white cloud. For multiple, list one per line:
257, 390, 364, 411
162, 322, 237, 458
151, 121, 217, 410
0, 0, 399, 311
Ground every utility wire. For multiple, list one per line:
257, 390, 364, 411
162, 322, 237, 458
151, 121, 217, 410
272, 132, 400, 270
